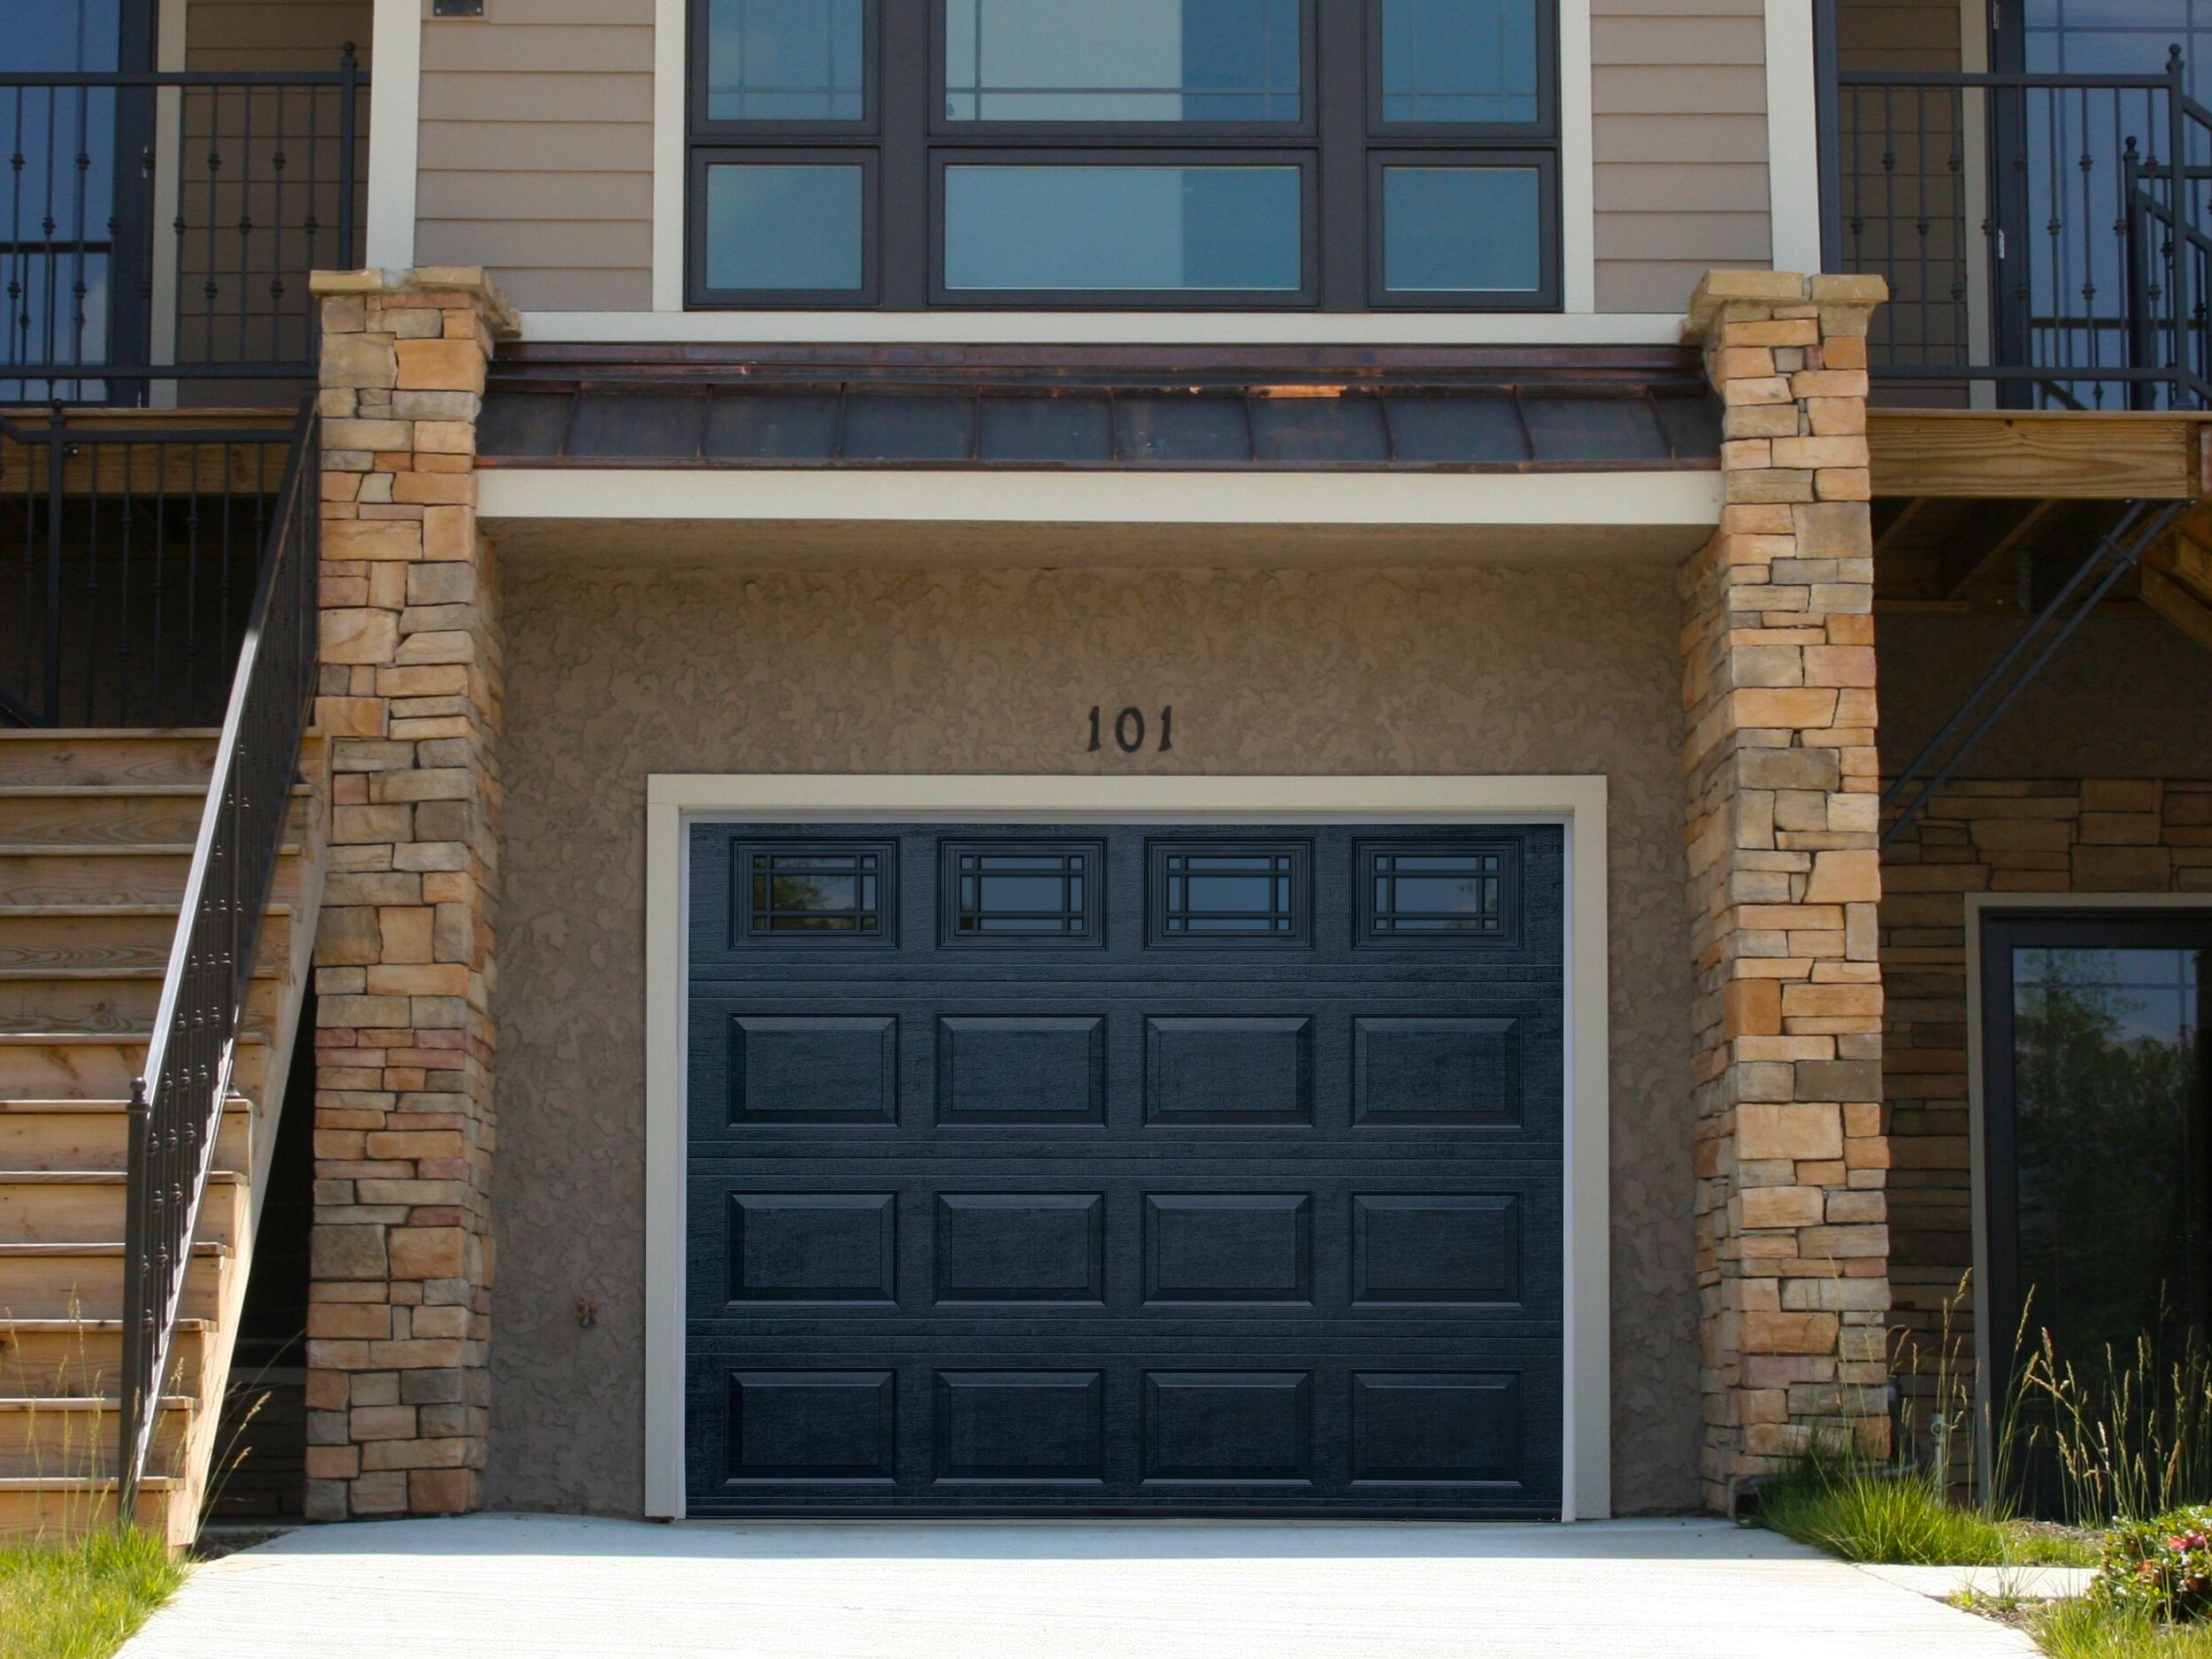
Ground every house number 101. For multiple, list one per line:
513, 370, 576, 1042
1088, 705, 1173, 754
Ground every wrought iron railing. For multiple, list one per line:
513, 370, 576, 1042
116, 402, 319, 1517
2, 50, 365, 401
1818, 13, 2212, 408
2, 409, 298, 727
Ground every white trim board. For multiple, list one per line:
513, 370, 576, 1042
643, 772, 1614, 1523
518, 311, 1685, 346
1958, 890, 2212, 1490
365, 0, 420, 273
646, 0, 1602, 318
1764, 0, 1824, 275
479, 467, 1724, 528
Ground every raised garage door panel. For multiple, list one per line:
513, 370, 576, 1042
683, 823, 1564, 1516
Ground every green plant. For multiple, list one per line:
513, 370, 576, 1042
2008, 1321, 2212, 1525
0, 1528, 184, 1659
2033, 1594, 2212, 1659
1758, 1457, 2021, 1563
2090, 1509, 2212, 1624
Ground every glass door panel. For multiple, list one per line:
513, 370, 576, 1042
1982, 912, 2211, 1502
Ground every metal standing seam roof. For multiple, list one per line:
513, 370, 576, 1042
476, 373, 1723, 473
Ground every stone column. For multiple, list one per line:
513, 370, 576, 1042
1681, 270, 1893, 1511
302, 266, 517, 1521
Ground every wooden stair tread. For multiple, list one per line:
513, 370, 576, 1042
0, 731, 220, 741
0, 785, 312, 799
0, 1486, 180, 1504
0, 1100, 249, 1113
0, 1171, 245, 1184
0, 1317, 211, 1333
0, 1031, 266, 1043
0, 1241, 230, 1257
0, 843, 306, 856
0, 904, 296, 918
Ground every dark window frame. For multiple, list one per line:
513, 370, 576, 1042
1366, 0, 1556, 137
1978, 907, 2212, 1417
932, 0, 1317, 139
937, 838, 1108, 948
929, 148, 1320, 310
1354, 836, 1523, 947
688, 147, 882, 308
683, 0, 1561, 312
1363, 147, 1558, 310
1146, 840, 1316, 949
687, 0, 881, 134
732, 840, 900, 946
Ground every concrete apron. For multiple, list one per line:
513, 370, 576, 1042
123, 1517, 2037, 1658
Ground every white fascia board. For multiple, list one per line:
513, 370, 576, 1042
478, 467, 1724, 527
1560, 0, 1596, 311
1765, 0, 1824, 275
517, 310, 1687, 346
652, 0, 686, 311
365, 0, 420, 273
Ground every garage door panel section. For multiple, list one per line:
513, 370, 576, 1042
685, 822, 1565, 1516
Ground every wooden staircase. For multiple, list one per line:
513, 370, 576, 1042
2144, 499, 2212, 650
0, 729, 326, 1546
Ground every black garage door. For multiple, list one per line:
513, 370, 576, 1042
684, 822, 1563, 1517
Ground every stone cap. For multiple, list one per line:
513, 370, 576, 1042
1682, 270, 1888, 342
311, 266, 522, 340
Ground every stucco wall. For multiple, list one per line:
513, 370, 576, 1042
1880, 614, 2212, 780
485, 557, 1699, 1517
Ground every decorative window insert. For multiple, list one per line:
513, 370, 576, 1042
685, 0, 1559, 311
1148, 842, 1312, 946
736, 842, 896, 942
941, 841, 1104, 945
1358, 840, 1519, 945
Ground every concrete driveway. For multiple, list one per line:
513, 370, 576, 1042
122, 1515, 2038, 1658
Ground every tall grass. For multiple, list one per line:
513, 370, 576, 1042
2033, 1595, 2212, 1659
2009, 1319, 2212, 1525
0, 1529, 182, 1659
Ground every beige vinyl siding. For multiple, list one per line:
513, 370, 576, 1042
416, 0, 656, 313
186, 0, 373, 72
1838, 0, 1964, 71
1592, 0, 1773, 311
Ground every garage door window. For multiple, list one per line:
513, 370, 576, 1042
739, 843, 895, 941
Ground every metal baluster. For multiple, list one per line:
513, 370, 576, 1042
183, 443, 199, 716
201, 89, 220, 365
68, 85, 90, 388
42, 406, 62, 726
236, 88, 253, 367
269, 88, 287, 365
118, 439, 134, 726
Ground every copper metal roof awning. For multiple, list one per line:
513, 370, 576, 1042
477, 343, 1722, 473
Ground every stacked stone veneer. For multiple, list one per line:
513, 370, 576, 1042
1882, 778, 2212, 1473
1682, 270, 1894, 1510
303, 266, 516, 1521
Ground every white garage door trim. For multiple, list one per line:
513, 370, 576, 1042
643, 773, 1612, 1522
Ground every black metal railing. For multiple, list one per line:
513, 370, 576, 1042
1819, 22, 2212, 408
116, 401, 319, 1518
2, 50, 365, 401
3, 409, 299, 728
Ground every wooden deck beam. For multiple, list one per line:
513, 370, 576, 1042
1869, 409, 2210, 500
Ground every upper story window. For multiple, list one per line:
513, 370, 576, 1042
684, 0, 1559, 311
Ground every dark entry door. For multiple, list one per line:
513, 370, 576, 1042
1982, 910, 2211, 1383
683, 821, 1564, 1517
